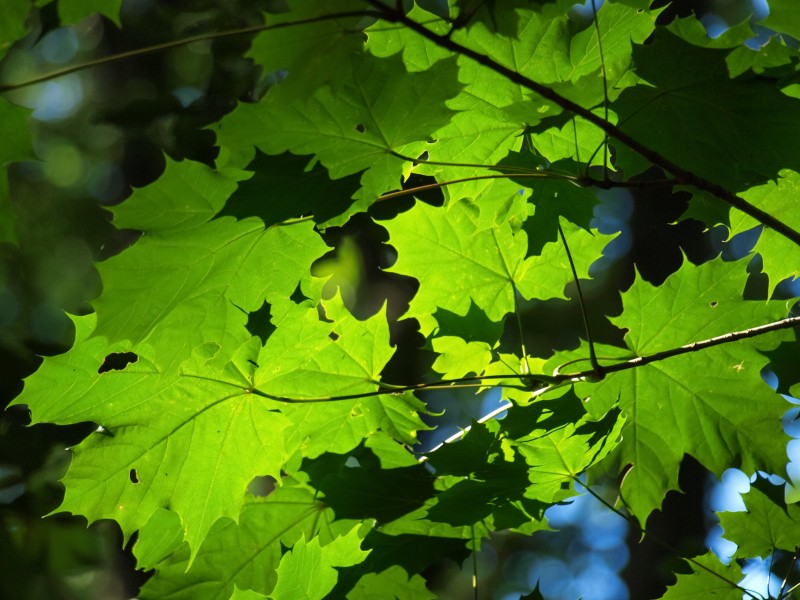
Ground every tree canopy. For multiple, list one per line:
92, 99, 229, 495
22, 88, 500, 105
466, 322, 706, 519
3, 0, 800, 598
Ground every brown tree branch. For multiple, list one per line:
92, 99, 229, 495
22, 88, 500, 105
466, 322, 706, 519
561, 315, 800, 381
231, 315, 800, 404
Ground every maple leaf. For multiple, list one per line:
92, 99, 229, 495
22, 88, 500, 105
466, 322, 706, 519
13, 314, 290, 561
718, 477, 800, 558
761, 0, 800, 40
216, 53, 462, 217
383, 197, 610, 334
613, 29, 800, 190
246, 0, 368, 102
93, 158, 329, 366
137, 479, 344, 599
6, 1, 800, 597
269, 526, 370, 600
661, 552, 745, 599
561, 257, 795, 522
729, 169, 800, 292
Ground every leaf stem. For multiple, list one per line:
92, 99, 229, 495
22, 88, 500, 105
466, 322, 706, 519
376, 171, 676, 204
558, 221, 603, 378
471, 524, 479, 600
778, 546, 799, 599
376, 172, 575, 203
781, 580, 800, 599
578, 480, 762, 599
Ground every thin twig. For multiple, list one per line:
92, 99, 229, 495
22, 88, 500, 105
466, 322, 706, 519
558, 222, 604, 377
581, 315, 800, 380
782, 579, 800, 599
579, 481, 762, 599
375, 171, 675, 204
778, 547, 800, 599
0, 10, 379, 94
363, 0, 800, 248
180, 315, 800, 404
376, 172, 574, 203
590, 0, 610, 181
471, 524, 479, 600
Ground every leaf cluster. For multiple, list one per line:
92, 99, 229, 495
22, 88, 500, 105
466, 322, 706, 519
4, 0, 800, 598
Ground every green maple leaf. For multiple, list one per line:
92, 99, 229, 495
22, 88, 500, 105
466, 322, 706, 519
345, 566, 436, 600
14, 295, 422, 563
255, 298, 429, 456
496, 149, 599, 251
94, 158, 328, 365
506, 390, 624, 504
138, 480, 347, 599
451, 1, 572, 86
726, 37, 797, 78
562, 257, 793, 522
528, 113, 614, 169
383, 197, 609, 334
719, 477, 800, 558
661, 552, 744, 599
383, 197, 526, 327
441, 2, 653, 171
270, 525, 370, 600
418, 53, 558, 204
216, 53, 462, 213
133, 508, 184, 569
730, 169, 800, 291
367, 4, 451, 72
218, 151, 363, 228
425, 420, 549, 528
108, 158, 240, 233
762, 0, 800, 40
431, 336, 493, 380
355, 531, 470, 580
561, 2, 656, 85
14, 316, 291, 561
231, 587, 268, 600
247, 0, 367, 102
668, 15, 755, 49
303, 446, 436, 524
613, 29, 800, 191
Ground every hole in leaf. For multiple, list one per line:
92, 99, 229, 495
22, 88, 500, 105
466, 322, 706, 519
355, 123, 366, 133
312, 298, 332, 324
246, 301, 275, 344
329, 331, 340, 342
98, 352, 138, 374
129, 469, 139, 484
710, 301, 718, 308
290, 283, 309, 304
247, 475, 277, 497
